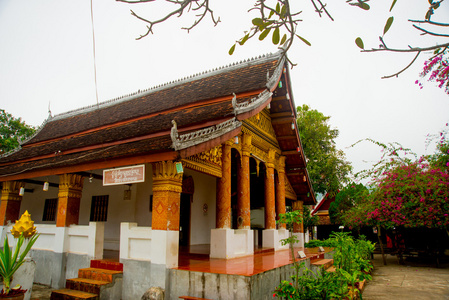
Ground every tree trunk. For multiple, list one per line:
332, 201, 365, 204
377, 225, 387, 265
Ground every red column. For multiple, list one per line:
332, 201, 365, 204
264, 149, 276, 229
276, 156, 286, 229
237, 133, 251, 229
57, 174, 84, 227
0, 181, 24, 225
292, 200, 304, 233
216, 141, 232, 229
151, 161, 183, 231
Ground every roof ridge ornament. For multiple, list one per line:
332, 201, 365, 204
266, 54, 286, 90
232, 90, 272, 116
171, 120, 180, 150
171, 118, 242, 151
231, 93, 237, 115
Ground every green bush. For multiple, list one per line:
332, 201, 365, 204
304, 239, 338, 248
274, 232, 375, 299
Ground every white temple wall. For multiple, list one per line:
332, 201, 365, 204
134, 163, 153, 227
185, 169, 216, 245
19, 175, 59, 224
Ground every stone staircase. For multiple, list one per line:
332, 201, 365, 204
50, 260, 123, 300
310, 256, 335, 275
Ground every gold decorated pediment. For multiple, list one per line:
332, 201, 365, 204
242, 109, 279, 150
182, 145, 223, 178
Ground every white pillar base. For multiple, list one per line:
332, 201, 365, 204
152, 230, 179, 268
293, 232, 305, 248
210, 228, 254, 259
263, 229, 290, 250
210, 228, 234, 259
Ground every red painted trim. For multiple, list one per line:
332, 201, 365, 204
0, 151, 178, 182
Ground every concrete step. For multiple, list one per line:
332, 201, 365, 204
50, 288, 98, 300
66, 278, 111, 295
311, 258, 334, 270
326, 266, 336, 272
78, 268, 123, 283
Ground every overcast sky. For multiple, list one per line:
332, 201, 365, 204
0, 0, 448, 180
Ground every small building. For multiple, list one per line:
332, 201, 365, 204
0, 52, 316, 299
311, 192, 339, 240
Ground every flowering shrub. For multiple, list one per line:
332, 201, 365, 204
364, 162, 449, 229
417, 48, 449, 94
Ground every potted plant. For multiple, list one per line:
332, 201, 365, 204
0, 211, 39, 300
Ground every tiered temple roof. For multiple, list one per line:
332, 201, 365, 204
0, 52, 316, 204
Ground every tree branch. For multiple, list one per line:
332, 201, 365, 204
381, 52, 421, 79
409, 19, 449, 27
119, 0, 219, 40
117, 0, 157, 3
363, 37, 449, 53
412, 24, 449, 37
181, 0, 220, 32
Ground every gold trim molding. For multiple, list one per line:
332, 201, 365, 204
182, 145, 223, 178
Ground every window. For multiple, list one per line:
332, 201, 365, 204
90, 195, 109, 222
42, 198, 58, 222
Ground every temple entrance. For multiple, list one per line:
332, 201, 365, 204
179, 193, 191, 246
250, 159, 266, 248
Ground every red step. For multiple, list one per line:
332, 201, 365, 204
51, 260, 123, 300
90, 259, 123, 272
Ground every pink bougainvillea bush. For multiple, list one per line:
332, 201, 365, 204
365, 162, 449, 230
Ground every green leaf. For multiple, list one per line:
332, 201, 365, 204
280, 5, 287, 18
272, 27, 280, 45
228, 44, 236, 55
296, 34, 311, 46
280, 34, 287, 45
259, 28, 271, 41
239, 34, 249, 46
355, 37, 364, 49
389, 0, 397, 11
252, 18, 264, 27
268, 10, 275, 19
276, 2, 280, 13
360, 3, 370, 10
383, 16, 394, 35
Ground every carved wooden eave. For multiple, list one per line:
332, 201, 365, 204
171, 118, 242, 152
232, 90, 272, 117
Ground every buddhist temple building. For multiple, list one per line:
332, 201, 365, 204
0, 51, 316, 299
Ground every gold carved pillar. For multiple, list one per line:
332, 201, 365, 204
237, 133, 251, 229
0, 181, 24, 226
292, 200, 304, 233
264, 149, 276, 230
216, 141, 232, 229
57, 174, 84, 227
152, 161, 183, 231
276, 156, 286, 229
